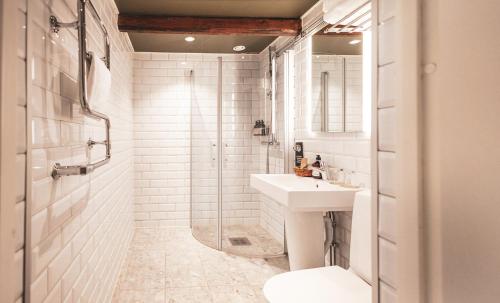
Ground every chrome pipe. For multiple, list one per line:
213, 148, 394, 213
216, 57, 223, 250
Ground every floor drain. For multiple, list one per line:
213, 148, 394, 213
229, 237, 252, 246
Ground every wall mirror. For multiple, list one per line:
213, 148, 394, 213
310, 27, 364, 133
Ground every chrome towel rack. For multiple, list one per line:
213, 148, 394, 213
49, 0, 112, 179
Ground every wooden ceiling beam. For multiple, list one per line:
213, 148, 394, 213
118, 15, 302, 36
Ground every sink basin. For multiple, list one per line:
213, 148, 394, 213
250, 174, 358, 212
250, 173, 361, 270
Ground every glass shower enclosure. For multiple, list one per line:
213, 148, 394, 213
190, 56, 284, 257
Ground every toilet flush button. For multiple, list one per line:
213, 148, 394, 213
424, 63, 437, 74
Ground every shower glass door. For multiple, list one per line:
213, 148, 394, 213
190, 58, 221, 249
191, 55, 285, 257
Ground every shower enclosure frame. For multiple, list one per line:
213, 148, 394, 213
189, 55, 288, 256
189, 56, 225, 251
216, 57, 223, 250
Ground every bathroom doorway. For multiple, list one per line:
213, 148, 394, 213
189, 56, 286, 258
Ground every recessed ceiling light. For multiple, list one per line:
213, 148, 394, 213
349, 39, 361, 45
233, 45, 246, 52
185, 36, 195, 42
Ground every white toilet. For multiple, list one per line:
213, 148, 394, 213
263, 191, 372, 303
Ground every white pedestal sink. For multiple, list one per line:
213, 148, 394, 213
250, 174, 358, 270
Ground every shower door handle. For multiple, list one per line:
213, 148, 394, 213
223, 143, 229, 168
210, 142, 216, 167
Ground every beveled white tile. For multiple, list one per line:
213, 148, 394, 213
379, 0, 396, 22
17, 106, 26, 153
14, 250, 24, 299
32, 148, 48, 180
15, 201, 25, 250
17, 58, 27, 105
379, 238, 397, 288
378, 107, 396, 152
379, 195, 397, 243
379, 17, 396, 66
32, 118, 60, 148
378, 152, 396, 197
16, 154, 26, 202
378, 63, 397, 108
380, 281, 398, 303
30, 269, 48, 303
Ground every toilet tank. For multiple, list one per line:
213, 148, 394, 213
349, 190, 372, 284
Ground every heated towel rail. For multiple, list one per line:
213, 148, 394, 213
49, 0, 111, 179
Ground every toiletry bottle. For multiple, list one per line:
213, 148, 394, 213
344, 170, 351, 186
312, 155, 321, 168
294, 142, 304, 167
311, 155, 322, 179
337, 168, 345, 184
253, 121, 259, 136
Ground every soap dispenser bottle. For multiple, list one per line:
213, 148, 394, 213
311, 155, 322, 179
312, 155, 321, 168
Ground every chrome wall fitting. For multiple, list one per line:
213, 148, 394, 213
50, 0, 112, 179
49, 15, 78, 33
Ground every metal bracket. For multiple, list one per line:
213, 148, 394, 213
87, 139, 107, 149
51, 163, 91, 180
49, 16, 78, 33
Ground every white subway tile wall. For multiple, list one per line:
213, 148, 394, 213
256, 51, 286, 244
133, 53, 263, 227
28, 0, 134, 302
133, 52, 191, 227
377, 0, 398, 300
15, 1, 28, 302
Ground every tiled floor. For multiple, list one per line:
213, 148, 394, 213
192, 224, 284, 257
112, 227, 289, 303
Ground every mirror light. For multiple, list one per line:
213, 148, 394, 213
271, 57, 277, 135
185, 36, 195, 42
362, 32, 372, 133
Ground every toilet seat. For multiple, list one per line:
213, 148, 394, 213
263, 266, 371, 303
